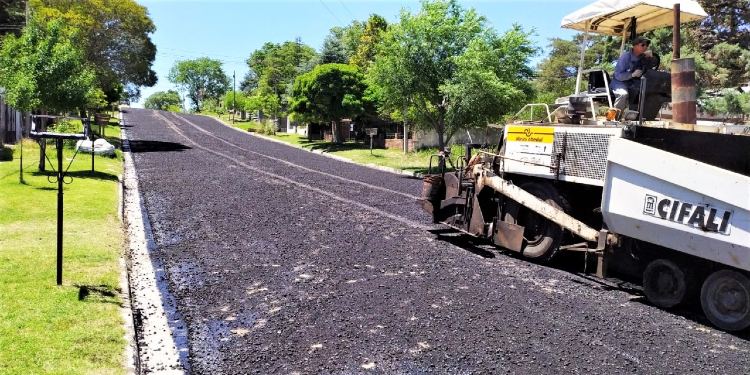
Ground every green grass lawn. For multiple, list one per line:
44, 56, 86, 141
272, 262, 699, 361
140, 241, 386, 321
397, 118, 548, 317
0, 119, 125, 374
205, 113, 462, 175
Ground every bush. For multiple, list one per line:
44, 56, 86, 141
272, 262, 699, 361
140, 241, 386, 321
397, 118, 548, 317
0, 145, 13, 161
258, 120, 276, 135
51, 120, 79, 133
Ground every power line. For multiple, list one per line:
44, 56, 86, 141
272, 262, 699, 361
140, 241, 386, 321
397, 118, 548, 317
318, 0, 343, 25
337, 0, 356, 20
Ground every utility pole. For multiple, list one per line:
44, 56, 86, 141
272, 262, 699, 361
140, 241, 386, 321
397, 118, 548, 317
232, 71, 236, 124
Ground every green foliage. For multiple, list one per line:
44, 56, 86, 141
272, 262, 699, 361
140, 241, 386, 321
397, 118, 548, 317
241, 40, 318, 115
257, 120, 277, 135
701, 91, 750, 118
144, 90, 182, 111
168, 57, 229, 112
32, 0, 157, 102
202, 98, 225, 115
320, 21, 364, 64
290, 64, 368, 122
50, 119, 78, 133
368, 0, 536, 148
350, 14, 388, 70
243, 93, 280, 119
534, 34, 619, 100
86, 87, 109, 111
706, 43, 750, 88
695, 0, 750, 50
223, 90, 248, 112
0, 18, 96, 112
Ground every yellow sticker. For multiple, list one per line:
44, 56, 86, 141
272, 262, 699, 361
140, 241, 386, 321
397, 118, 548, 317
506, 126, 554, 143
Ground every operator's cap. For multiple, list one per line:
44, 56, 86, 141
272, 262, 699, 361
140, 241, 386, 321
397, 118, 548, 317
633, 36, 650, 46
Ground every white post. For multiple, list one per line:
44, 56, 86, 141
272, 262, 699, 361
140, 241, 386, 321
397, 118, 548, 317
574, 20, 590, 95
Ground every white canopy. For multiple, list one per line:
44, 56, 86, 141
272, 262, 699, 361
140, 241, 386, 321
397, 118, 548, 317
561, 0, 708, 36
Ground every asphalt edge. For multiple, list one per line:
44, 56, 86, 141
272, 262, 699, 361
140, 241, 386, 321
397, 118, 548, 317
121, 110, 190, 374
118, 154, 137, 375
202, 115, 425, 179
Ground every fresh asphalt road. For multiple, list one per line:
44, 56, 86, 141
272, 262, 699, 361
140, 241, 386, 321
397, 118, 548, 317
123, 108, 750, 374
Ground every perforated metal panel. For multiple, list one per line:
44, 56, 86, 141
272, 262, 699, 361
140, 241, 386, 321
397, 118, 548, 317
550, 131, 615, 182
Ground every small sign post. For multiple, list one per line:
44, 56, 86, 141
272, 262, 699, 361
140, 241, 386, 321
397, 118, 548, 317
365, 127, 378, 155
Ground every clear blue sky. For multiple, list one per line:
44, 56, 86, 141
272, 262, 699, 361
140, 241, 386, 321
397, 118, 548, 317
135, 0, 589, 107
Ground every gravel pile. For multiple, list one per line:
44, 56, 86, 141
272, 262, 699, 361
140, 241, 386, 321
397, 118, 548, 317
124, 108, 750, 374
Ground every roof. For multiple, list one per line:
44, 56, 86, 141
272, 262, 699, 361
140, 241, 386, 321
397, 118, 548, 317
561, 0, 708, 36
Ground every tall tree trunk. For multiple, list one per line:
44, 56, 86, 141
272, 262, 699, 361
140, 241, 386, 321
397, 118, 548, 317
436, 118, 445, 151
436, 110, 447, 170
331, 120, 342, 144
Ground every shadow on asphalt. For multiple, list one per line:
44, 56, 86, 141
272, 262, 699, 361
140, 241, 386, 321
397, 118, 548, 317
128, 140, 191, 153
431, 227, 750, 340
429, 228, 496, 258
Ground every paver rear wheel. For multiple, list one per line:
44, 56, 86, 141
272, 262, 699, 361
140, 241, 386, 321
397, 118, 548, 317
643, 259, 689, 308
701, 269, 750, 332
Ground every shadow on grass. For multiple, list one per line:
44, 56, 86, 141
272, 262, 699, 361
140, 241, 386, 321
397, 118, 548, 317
128, 140, 191, 153
76, 284, 121, 305
32, 169, 119, 182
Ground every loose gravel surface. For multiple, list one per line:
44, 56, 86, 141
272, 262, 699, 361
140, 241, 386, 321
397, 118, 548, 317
123, 108, 750, 374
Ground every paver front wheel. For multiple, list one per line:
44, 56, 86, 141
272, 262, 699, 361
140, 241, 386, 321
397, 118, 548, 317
504, 182, 565, 262
701, 269, 750, 332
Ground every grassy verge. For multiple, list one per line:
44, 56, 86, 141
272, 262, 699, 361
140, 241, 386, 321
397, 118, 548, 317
206, 113, 463, 175
0, 119, 125, 374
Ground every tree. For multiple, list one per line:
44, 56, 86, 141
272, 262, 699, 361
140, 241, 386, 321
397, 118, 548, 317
290, 64, 369, 143
223, 90, 247, 114
144, 90, 182, 111
241, 40, 318, 117
350, 14, 388, 70
533, 33, 620, 100
0, 17, 96, 112
320, 21, 364, 64
320, 29, 348, 64
695, 0, 750, 50
706, 43, 750, 88
168, 58, 229, 112
31, 0, 157, 101
368, 0, 536, 149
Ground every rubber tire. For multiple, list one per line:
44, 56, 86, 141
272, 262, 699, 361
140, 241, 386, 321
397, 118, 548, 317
700, 269, 750, 332
504, 182, 565, 262
643, 259, 689, 309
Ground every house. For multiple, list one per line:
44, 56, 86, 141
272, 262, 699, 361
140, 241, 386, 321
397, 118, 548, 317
0, 93, 29, 144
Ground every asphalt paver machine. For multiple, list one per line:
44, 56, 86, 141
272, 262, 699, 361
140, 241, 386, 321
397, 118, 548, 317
418, 0, 750, 331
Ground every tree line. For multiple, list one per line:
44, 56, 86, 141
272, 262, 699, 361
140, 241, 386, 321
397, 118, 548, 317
0, 0, 157, 115
153, 0, 749, 148
154, 1, 538, 149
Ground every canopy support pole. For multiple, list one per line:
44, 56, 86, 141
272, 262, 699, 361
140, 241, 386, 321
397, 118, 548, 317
574, 20, 590, 95
619, 19, 629, 54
